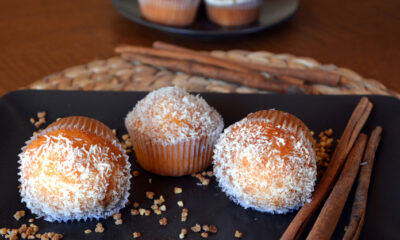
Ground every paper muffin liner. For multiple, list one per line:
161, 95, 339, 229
205, 0, 262, 8
138, 0, 201, 27
213, 110, 316, 214
127, 123, 223, 176
205, 0, 262, 27
18, 116, 131, 222
45, 116, 118, 142
245, 110, 315, 145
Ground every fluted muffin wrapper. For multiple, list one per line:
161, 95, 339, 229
128, 123, 223, 177
204, 0, 262, 9
245, 110, 315, 144
45, 116, 118, 141
138, 0, 201, 26
18, 116, 131, 222
139, 0, 201, 9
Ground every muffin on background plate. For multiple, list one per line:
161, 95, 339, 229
205, 0, 262, 27
138, 0, 201, 27
19, 116, 131, 222
125, 86, 224, 176
213, 109, 317, 214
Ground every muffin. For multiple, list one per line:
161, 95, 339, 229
213, 110, 316, 213
19, 116, 131, 222
138, 0, 201, 27
205, 0, 262, 27
125, 86, 224, 176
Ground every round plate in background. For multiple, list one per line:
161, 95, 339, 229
111, 0, 300, 37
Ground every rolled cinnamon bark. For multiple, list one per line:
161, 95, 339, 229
306, 134, 368, 240
153, 41, 198, 54
121, 53, 304, 94
153, 41, 341, 86
281, 97, 373, 240
116, 45, 252, 73
343, 126, 382, 240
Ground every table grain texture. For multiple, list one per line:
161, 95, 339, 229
0, 0, 399, 96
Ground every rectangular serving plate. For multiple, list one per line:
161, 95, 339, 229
0, 90, 399, 240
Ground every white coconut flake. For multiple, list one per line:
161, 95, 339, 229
213, 110, 316, 214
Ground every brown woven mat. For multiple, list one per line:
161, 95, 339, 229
28, 50, 400, 98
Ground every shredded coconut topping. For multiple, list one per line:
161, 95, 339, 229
213, 110, 316, 214
19, 117, 131, 222
125, 86, 224, 145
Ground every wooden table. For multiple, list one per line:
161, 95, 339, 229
0, 0, 399, 96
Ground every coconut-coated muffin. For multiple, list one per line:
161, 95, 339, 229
19, 116, 131, 222
139, 0, 201, 27
213, 110, 316, 214
125, 86, 224, 176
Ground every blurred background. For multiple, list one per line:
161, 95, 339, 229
0, 0, 399, 95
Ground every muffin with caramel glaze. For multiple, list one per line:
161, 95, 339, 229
213, 110, 316, 213
19, 116, 131, 222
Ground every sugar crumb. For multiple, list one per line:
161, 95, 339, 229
146, 192, 155, 199
179, 228, 187, 239
133, 232, 141, 238
174, 187, 183, 194
159, 217, 168, 226
235, 230, 243, 238
13, 210, 25, 221
191, 224, 201, 232
95, 223, 104, 233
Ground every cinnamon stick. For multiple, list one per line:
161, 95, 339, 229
153, 41, 198, 55
281, 97, 373, 240
246, 63, 341, 87
119, 44, 310, 89
153, 41, 342, 86
343, 126, 382, 240
121, 53, 303, 94
306, 134, 368, 240
116, 45, 252, 73
352, 212, 365, 240
276, 75, 305, 87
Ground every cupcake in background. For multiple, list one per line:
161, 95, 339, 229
138, 0, 201, 27
205, 0, 262, 27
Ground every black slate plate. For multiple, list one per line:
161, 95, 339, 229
0, 90, 399, 240
111, 0, 299, 37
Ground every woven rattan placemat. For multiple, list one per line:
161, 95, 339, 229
28, 49, 400, 98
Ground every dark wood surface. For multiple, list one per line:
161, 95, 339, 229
0, 0, 399, 96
